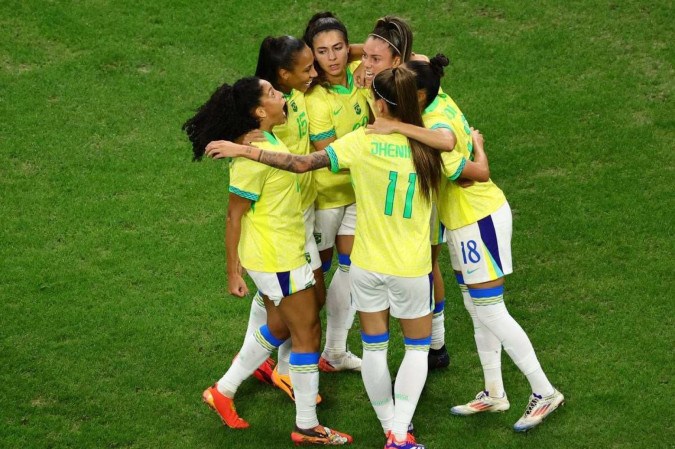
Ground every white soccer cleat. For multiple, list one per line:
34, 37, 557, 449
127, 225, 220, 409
450, 390, 510, 416
513, 389, 565, 432
319, 351, 362, 372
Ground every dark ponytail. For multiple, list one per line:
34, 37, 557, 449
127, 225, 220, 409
182, 77, 262, 161
372, 67, 442, 202
406, 53, 450, 108
255, 35, 307, 90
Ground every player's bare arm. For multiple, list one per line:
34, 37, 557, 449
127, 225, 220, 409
259, 149, 330, 173
204, 140, 330, 173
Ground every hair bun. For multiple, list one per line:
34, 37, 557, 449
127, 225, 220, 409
429, 53, 450, 76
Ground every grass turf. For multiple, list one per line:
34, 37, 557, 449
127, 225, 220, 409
1, 1, 672, 448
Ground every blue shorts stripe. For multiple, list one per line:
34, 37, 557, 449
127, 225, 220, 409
428, 272, 434, 311
289, 352, 320, 366
259, 324, 285, 348
433, 300, 445, 314
361, 331, 390, 344
468, 285, 505, 298
455, 273, 465, 285
276, 271, 291, 297
404, 336, 432, 346
477, 214, 503, 272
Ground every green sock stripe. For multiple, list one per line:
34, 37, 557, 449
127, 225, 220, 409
363, 341, 389, 351
254, 291, 264, 307
254, 329, 276, 351
404, 344, 430, 352
289, 363, 319, 373
474, 294, 504, 306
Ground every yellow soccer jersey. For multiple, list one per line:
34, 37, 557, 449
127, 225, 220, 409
325, 128, 432, 277
228, 131, 306, 272
273, 89, 316, 211
305, 61, 369, 209
423, 92, 506, 230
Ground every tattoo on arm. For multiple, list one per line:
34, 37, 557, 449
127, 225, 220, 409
308, 152, 330, 171
258, 150, 330, 173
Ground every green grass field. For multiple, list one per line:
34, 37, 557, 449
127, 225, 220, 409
1, 1, 673, 448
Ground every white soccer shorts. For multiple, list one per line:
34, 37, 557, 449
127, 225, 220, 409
350, 264, 434, 319
313, 202, 356, 251
446, 201, 513, 285
247, 263, 316, 305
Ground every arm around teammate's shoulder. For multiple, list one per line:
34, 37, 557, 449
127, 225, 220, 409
460, 128, 490, 182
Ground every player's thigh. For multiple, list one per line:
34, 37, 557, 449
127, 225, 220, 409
387, 273, 434, 320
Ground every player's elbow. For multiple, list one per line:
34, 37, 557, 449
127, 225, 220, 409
444, 139, 456, 152
475, 167, 490, 182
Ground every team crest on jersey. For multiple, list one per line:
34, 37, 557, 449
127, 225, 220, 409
313, 232, 322, 244
290, 101, 298, 112
353, 103, 361, 115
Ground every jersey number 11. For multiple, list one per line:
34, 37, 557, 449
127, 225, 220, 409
384, 171, 416, 219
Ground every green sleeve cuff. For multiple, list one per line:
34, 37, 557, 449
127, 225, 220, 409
324, 146, 340, 173
310, 129, 336, 142
228, 185, 259, 201
448, 158, 467, 181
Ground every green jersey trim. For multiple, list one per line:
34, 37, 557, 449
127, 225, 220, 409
310, 129, 337, 142
325, 146, 340, 173
448, 158, 467, 181
430, 123, 452, 131
328, 67, 354, 94
263, 131, 279, 145
229, 185, 260, 202
424, 95, 441, 114
282, 89, 295, 100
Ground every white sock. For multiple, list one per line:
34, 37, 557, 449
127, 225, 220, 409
392, 337, 430, 441
431, 299, 446, 350
361, 332, 393, 435
459, 278, 504, 397
323, 262, 351, 357
244, 291, 267, 337
289, 352, 320, 429
277, 339, 291, 375
218, 324, 284, 397
471, 286, 554, 397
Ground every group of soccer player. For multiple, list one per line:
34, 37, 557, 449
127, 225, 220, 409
183, 11, 564, 449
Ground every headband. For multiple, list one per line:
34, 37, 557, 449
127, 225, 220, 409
372, 77, 397, 106
369, 33, 402, 56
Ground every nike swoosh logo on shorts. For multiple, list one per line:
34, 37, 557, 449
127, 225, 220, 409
467, 268, 480, 274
